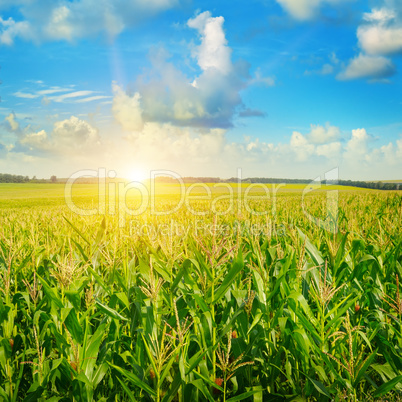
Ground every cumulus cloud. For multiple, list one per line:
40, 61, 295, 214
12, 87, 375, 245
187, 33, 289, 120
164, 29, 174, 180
187, 11, 232, 74
288, 124, 342, 161
316, 142, 342, 158
112, 83, 143, 131
344, 128, 370, 159
5, 113, 19, 131
125, 123, 227, 168
5, 115, 402, 180
290, 131, 315, 161
0, 0, 178, 44
276, 0, 321, 20
118, 120, 402, 180
337, 53, 396, 80
112, 11, 250, 130
18, 116, 101, 155
275, 0, 352, 21
339, 3, 402, 80
358, 8, 402, 55
307, 124, 341, 144
0, 16, 31, 45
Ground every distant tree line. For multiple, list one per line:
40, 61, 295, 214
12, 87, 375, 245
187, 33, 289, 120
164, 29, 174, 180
325, 179, 400, 190
238, 177, 401, 190
0, 173, 399, 190
155, 176, 401, 190
0, 173, 30, 183
156, 176, 221, 183
0, 173, 54, 183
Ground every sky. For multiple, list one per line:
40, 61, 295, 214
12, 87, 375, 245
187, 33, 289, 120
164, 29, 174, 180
0, 0, 401, 181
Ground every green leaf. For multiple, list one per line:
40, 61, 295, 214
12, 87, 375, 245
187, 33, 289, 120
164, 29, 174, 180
171, 259, 191, 292
64, 308, 83, 344
353, 351, 377, 387
116, 377, 136, 402
109, 363, 157, 397
22, 386, 45, 402
82, 323, 107, 380
305, 376, 331, 398
37, 275, 63, 309
373, 375, 402, 397
190, 379, 215, 402
297, 228, 324, 266
63, 215, 90, 245
93, 217, 106, 248
210, 254, 243, 304
226, 387, 264, 402
95, 299, 128, 321
161, 371, 182, 402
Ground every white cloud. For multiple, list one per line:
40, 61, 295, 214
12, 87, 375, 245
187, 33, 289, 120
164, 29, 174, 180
357, 24, 402, 56
52, 116, 99, 148
344, 128, 370, 159
337, 53, 395, 80
363, 7, 396, 24
251, 68, 275, 86
340, 4, 402, 80
112, 11, 250, 130
0, 0, 178, 44
112, 84, 143, 132
125, 123, 227, 168
290, 131, 315, 161
20, 129, 49, 150
6, 114, 402, 180
188, 11, 232, 74
288, 127, 342, 161
5, 113, 19, 131
316, 141, 342, 158
0, 16, 31, 45
307, 124, 341, 144
37, 87, 71, 95
18, 116, 101, 155
275, 0, 351, 21
118, 121, 402, 180
276, 0, 321, 20
75, 95, 112, 103
13, 84, 109, 104
13, 91, 39, 99
49, 90, 95, 102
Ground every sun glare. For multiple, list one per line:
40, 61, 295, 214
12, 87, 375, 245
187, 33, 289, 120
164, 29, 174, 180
127, 168, 148, 183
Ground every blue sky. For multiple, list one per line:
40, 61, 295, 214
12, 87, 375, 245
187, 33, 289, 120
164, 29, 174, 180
0, 0, 401, 180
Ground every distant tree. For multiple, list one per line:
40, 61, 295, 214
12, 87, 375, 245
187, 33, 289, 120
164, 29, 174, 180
50, 175, 57, 183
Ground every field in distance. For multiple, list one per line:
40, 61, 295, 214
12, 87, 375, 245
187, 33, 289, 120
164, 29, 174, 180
0, 181, 382, 209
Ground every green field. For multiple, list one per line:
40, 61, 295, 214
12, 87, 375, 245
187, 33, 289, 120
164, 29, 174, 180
0, 183, 401, 401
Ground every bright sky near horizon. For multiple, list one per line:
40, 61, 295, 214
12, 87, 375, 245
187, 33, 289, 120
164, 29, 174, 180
0, 0, 401, 181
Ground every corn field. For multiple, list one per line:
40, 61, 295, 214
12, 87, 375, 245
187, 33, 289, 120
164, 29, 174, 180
0, 188, 401, 401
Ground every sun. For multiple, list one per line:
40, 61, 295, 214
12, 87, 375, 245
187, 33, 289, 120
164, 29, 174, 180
127, 168, 148, 183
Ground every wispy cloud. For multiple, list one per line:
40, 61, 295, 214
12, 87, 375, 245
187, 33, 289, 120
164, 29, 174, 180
48, 90, 95, 102
12, 84, 109, 104
75, 95, 112, 103
37, 87, 71, 95
13, 91, 40, 99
